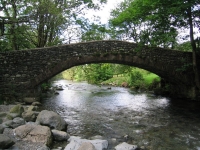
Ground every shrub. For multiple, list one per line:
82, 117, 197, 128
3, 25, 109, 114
128, 70, 144, 87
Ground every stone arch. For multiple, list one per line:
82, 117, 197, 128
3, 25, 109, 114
29, 53, 189, 89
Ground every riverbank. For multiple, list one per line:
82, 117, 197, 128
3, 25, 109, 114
0, 102, 140, 150
101, 73, 160, 91
2, 80, 200, 149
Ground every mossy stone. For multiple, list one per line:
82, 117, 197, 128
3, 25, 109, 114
9, 104, 24, 116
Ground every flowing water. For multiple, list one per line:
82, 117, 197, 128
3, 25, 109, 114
41, 80, 200, 150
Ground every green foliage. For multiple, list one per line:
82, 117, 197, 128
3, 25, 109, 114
128, 70, 144, 87
112, 64, 132, 75
144, 74, 160, 85
0, 38, 12, 51
176, 63, 193, 72
41, 82, 51, 92
108, 0, 200, 95
109, 0, 199, 49
62, 64, 132, 84
62, 63, 160, 91
101, 67, 160, 90
102, 75, 129, 86
81, 22, 108, 41
83, 64, 113, 84
0, 0, 107, 50
175, 41, 192, 52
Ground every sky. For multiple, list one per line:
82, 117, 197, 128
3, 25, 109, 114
85, 0, 124, 24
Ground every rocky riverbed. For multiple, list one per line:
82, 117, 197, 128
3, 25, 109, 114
0, 101, 139, 150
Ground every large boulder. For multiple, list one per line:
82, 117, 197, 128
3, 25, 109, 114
6, 113, 20, 120
77, 142, 96, 150
64, 136, 108, 150
2, 120, 13, 128
2, 117, 25, 129
23, 97, 39, 104
32, 101, 42, 106
11, 117, 25, 128
14, 124, 52, 146
0, 134, 15, 149
51, 129, 70, 141
36, 110, 67, 131
22, 110, 38, 122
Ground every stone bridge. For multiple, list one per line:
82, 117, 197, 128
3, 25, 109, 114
0, 40, 197, 99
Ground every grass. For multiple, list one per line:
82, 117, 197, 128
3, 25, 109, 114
101, 75, 129, 86
102, 72, 160, 90
143, 73, 160, 86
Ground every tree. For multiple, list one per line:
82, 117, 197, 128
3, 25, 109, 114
0, 0, 107, 50
81, 23, 108, 41
110, 0, 200, 98
81, 64, 113, 84
175, 41, 192, 52
0, 0, 32, 50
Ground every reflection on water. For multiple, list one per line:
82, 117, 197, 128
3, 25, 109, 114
41, 80, 200, 150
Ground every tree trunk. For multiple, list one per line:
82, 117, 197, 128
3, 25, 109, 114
11, 0, 18, 50
187, 5, 200, 99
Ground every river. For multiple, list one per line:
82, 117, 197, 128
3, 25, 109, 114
41, 80, 200, 150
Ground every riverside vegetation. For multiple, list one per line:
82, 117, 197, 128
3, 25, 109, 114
53, 64, 161, 92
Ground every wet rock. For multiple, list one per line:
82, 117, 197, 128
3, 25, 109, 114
115, 142, 137, 150
55, 86, 64, 91
52, 129, 70, 141
123, 135, 135, 143
0, 112, 7, 118
36, 110, 67, 131
14, 124, 52, 147
28, 105, 38, 111
0, 125, 4, 133
8, 145, 20, 150
37, 145, 50, 150
121, 82, 128, 87
52, 147, 62, 150
6, 113, 20, 120
54, 92, 59, 95
77, 142, 96, 150
22, 111, 38, 122
0, 134, 15, 149
64, 136, 108, 150
9, 104, 24, 117
108, 138, 117, 145
32, 102, 42, 106
11, 117, 25, 128
2, 120, 13, 128
24, 97, 39, 104
90, 135, 103, 140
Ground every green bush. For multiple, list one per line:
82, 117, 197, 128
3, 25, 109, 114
128, 70, 144, 87
41, 82, 51, 92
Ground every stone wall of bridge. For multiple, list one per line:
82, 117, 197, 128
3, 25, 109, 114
0, 40, 197, 99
